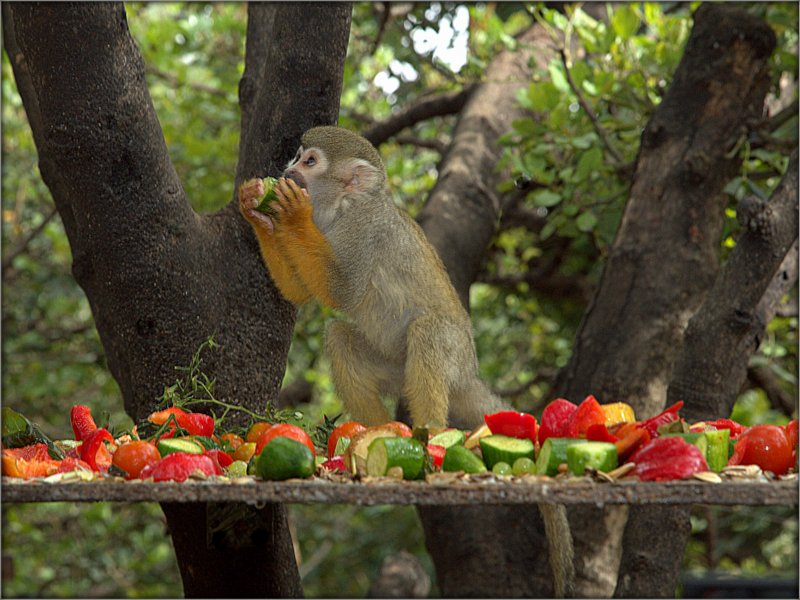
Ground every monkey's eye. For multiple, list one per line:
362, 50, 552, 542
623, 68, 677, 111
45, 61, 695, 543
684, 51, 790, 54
303, 155, 317, 167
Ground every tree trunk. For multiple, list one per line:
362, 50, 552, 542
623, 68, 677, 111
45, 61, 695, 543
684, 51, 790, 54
3, 2, 352, 596
547, 4, 776, 597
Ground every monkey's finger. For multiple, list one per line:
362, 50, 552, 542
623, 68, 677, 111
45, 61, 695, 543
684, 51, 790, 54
248, 210, 275, 234
285, 178, 308, 201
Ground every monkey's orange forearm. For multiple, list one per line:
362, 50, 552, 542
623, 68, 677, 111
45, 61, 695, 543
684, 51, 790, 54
275, 221, 339, 309
252, 231, 313, 305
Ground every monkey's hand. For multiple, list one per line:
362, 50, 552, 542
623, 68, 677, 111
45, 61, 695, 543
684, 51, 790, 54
272, 178, 314, 230
239, 178, 275, 234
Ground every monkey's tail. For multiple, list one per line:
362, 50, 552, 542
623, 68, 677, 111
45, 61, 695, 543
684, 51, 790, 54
539, 503, 575, 598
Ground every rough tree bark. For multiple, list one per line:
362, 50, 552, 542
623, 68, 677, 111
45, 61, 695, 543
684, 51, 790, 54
3, 2, 351, 597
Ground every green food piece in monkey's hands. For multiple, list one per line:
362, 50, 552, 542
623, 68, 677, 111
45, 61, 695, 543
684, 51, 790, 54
254, 176, 280, 215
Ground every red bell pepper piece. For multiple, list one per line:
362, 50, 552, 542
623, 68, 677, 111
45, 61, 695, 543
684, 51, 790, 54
140, 452, 221, 481
538, 399, 578, 445
706, 418, 747, 439
627, 437, 708, 481
586, 423, 618, 443
148, 406, 215, 438
639, 401, 684, 437
70, 405, 98, 441
427, 444, 446, 469
564, 395, 607, 437
484, 411, 538, 442
205, 449, 233, 470
79, 428, 113, 471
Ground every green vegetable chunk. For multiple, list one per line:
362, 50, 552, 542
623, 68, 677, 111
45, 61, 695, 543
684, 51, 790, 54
442, 444, 487, 474
703, 428, 731, 473
255, 436, 315, 481
254, 176, 280, 215
366, 437, 425, 480
157, 438, 205, 457
479, 434, 535, 470
535, 438, 588, 476
566, 441, 618, 475
429, 429, 467, 449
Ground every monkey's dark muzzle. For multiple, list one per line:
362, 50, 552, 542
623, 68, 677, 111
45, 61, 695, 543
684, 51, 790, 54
283, 169, 307, 189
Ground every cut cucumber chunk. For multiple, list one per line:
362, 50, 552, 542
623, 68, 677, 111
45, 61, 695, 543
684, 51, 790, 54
429, 429, 467, 449
254, 436, 315, 481
535, 438, 588, 476
442, 444, 487, 474
702, 428, 731, 472
158, 438, 204, 457
479, 435, 535, 470
566, 441, 618, 475
254, 176, 280, 214
366, 437, 424, 480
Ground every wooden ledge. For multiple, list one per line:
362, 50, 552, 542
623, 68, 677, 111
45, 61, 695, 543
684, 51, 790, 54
2, 477, 797, 506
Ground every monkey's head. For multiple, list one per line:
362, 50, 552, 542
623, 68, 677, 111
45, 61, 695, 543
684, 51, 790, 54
283, 126, 387, 209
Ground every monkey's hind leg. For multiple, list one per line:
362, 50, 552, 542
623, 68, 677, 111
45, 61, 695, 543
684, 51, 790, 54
326, 321, 395, 426
402, 316, 452, 428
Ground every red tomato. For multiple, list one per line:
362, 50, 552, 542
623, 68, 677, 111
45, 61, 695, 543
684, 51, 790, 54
255, 423, 316, 457
219, 433, 244, 455
564, 395, 606, 437
245, 421, 273, 444
327, 421, 367, 458
70, 405, 98, 441
427, 444, 446, 469
484, 411, 538, 442
784, 420, 798, 450
538, 398, 578, 445
112, 440, 161, 480
730, 424, 794, 475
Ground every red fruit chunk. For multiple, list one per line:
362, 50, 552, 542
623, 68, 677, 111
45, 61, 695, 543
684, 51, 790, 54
255, 423, 316, 457
484, 411, 538, 442
327, 421, 367, 458
538, 399, 578, 445
79, 428, 114, 472
148, 406, 215, 438
206, 448, 234, 471
705, 418, 746, 439
627, 437, 708, 481
70, 405, 98, 441
141, 452, 221, 481
427, 444, 446, 469
320, 456, 347, 472
586, 423, 618, 444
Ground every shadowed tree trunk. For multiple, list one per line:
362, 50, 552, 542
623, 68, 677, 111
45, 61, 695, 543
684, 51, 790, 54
3, 2, 351, 596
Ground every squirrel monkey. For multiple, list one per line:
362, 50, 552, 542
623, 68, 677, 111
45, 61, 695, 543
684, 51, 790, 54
239, 126, 574, 597
239, 126, 504, 429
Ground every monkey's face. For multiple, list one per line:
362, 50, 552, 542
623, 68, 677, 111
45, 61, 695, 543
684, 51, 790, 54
283, 145, 328, 193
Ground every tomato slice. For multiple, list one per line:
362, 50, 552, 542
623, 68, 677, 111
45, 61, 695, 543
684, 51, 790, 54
484, 411, 538, 442
327, 421, 367, 458
427, 444, 446, 469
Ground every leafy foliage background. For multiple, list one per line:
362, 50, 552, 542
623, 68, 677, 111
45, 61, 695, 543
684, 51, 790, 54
2, 3, 796, 597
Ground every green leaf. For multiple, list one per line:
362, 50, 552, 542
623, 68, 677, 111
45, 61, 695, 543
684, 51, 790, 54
532, 189, 562, 207
611, 5, 641, 39
576, 147, 604, 179
576, 211, 598, 232
548, 62, 569, 93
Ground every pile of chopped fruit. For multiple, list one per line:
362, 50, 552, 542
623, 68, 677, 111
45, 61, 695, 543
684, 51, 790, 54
2, 397, 797, 484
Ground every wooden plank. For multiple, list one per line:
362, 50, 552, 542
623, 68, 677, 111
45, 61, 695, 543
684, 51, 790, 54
2, 477, 797, 506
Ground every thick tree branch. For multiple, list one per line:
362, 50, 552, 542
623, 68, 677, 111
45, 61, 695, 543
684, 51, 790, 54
361, 86, 476, 147
669, 152, 798, 421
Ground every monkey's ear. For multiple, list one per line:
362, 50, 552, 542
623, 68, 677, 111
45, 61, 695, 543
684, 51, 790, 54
342, 158, 383, 193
